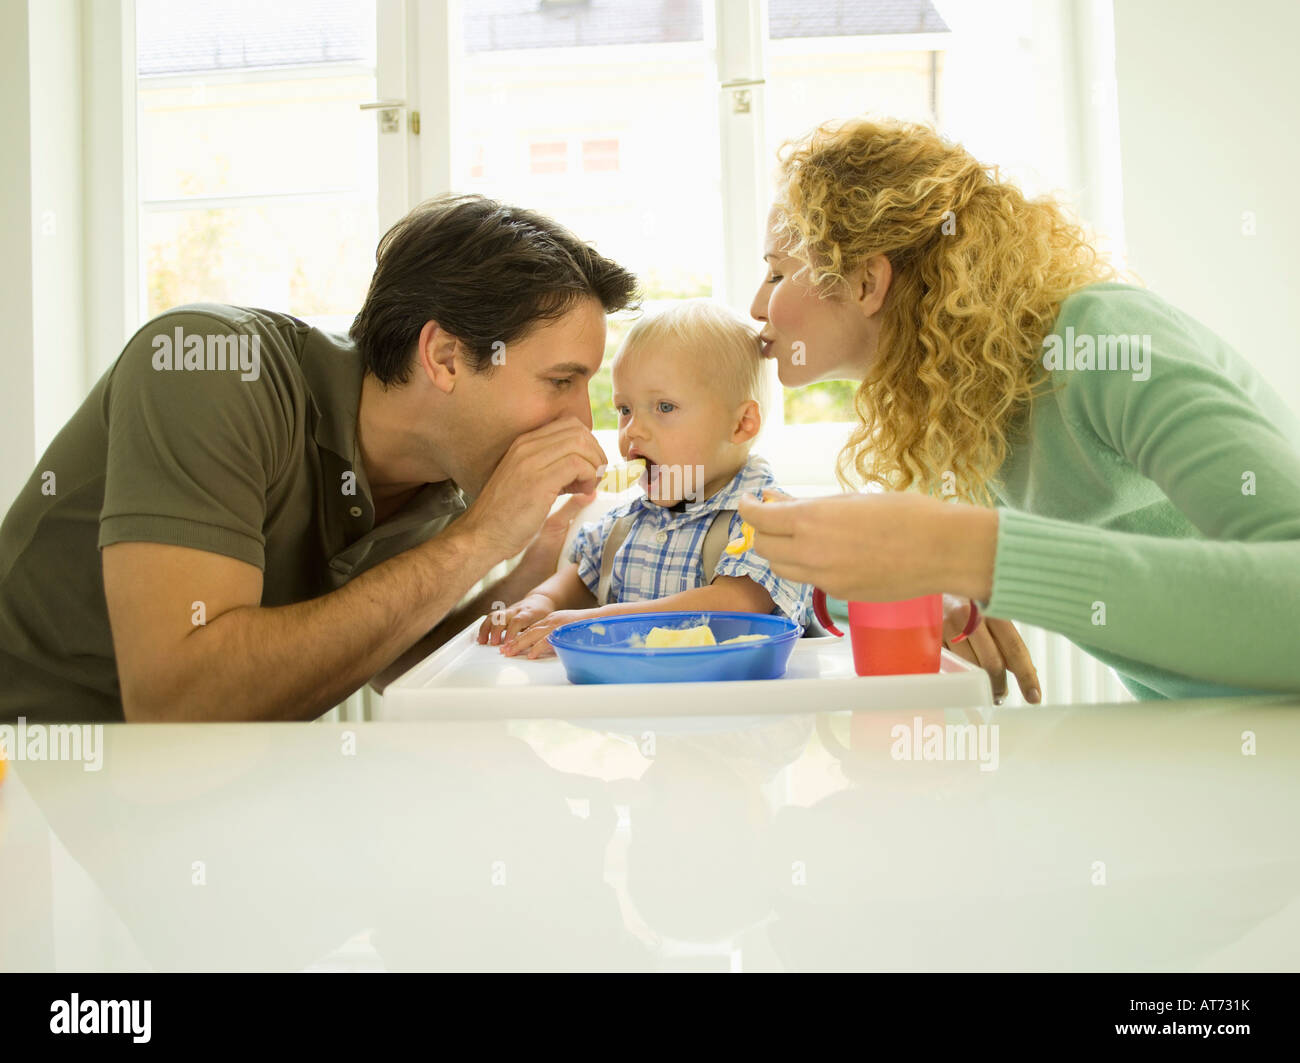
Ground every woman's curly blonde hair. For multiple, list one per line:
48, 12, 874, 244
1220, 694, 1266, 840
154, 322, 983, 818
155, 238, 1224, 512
775, 116, 1124, 504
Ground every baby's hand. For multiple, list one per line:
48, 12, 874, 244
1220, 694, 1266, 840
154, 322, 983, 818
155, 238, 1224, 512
477, 593, 556, 647
503, 608, 599, 659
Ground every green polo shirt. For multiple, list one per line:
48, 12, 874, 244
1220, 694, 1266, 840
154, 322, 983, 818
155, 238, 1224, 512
0, 303, 466, 724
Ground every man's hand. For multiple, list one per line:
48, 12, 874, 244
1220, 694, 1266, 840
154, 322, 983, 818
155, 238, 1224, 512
454, 416, 607, 563
477, 593, 557, 647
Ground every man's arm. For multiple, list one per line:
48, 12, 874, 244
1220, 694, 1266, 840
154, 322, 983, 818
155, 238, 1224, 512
104, 527, 501, 722
369, 493, 598, 691
368, 540, 562, 693
106, 416, 608, 720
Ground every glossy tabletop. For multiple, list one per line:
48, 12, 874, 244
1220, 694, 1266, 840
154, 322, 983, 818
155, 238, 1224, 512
2, 692, 1298, 971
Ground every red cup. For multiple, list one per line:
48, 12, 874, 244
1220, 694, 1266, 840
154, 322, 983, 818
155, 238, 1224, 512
813, 588, 942, 676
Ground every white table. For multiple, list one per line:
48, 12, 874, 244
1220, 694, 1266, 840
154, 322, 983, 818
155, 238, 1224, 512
3, 688, 1299, 971
378, 619, 993, 720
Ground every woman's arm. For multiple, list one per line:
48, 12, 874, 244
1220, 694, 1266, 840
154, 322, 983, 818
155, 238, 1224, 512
985, 289, 1300, 694
984, 510, 1300, 692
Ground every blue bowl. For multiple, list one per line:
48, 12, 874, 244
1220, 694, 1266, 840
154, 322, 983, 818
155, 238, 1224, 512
547, 611, 802, 685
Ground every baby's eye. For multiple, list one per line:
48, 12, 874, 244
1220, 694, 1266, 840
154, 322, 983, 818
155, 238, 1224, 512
614, 404, 630, 416
657, 401, 676, 414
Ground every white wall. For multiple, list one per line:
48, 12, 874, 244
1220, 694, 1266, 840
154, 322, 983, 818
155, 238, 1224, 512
30, 0, 88, 452
0, 1, 36, 514
0, 0, 92, 515
931, 0, 1127, 264
83, 0, 139, 378
1113, 0, 1300, 415
936, 1, 1080, 204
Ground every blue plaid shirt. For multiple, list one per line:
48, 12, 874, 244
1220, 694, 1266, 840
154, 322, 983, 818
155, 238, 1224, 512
568, 453, 812, 625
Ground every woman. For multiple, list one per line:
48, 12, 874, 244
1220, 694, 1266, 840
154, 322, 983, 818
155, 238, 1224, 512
739, 117, 1300, 702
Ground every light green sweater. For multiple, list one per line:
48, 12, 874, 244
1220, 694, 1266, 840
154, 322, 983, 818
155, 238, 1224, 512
986, 282, 1300, 699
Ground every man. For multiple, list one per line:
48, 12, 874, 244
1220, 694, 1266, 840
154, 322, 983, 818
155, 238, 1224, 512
0, 194, 638, 722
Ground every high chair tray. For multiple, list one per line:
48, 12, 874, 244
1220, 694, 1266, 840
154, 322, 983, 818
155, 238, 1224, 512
377, 620, 993, 720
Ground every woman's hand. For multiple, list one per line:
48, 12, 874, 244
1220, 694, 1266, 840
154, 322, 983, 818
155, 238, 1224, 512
943, 595, 1041, 704
739, 491, 1041, 701
736, 491, 997, 603
502, 608, 601, 659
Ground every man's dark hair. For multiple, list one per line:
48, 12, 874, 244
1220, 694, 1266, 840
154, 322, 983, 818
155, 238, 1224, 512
350, 194, 640, 385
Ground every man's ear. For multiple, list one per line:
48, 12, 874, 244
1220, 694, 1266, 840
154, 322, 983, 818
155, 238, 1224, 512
416, 320, 461, 394
849, 253, 892, 319
730, 399, 762, 444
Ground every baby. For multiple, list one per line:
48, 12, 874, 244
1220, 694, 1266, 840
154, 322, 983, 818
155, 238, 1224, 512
478, 298, 812, 658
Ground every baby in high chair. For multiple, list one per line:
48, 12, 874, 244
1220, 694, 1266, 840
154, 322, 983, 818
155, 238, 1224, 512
478, 298, 812, 659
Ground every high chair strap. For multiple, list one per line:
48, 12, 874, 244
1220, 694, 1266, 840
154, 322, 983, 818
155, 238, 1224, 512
595, 515, 636, 607
699, 509, 737, 587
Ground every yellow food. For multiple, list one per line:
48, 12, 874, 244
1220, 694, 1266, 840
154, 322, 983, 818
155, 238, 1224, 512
637, 626, 767, 648
644, 624, 717, 648
596, 458, 646, 493
725, 521, 755, 555
725, 490, 777, 554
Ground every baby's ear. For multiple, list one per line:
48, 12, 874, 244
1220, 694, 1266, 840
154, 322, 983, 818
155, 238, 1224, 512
732, 399, 762, 443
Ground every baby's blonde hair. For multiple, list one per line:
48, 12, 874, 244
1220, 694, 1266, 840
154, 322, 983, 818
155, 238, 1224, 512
613, 298, 770, 423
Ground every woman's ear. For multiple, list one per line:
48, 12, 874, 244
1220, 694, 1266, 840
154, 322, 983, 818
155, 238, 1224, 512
851, 254, 892, 318
731, 399, 762, 444
416, 320, 460, 394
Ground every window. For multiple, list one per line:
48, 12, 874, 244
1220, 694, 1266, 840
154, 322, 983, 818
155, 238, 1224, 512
528, 141, 569, 175
130, 0, 1106, 452
765, 0, 951, 425
450, 0, 963, 433
136, 0, 380, 333
582, 138, 620, 174
455, 0, 716, 431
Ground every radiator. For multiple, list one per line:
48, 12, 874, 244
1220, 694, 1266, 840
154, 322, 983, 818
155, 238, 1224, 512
1010, 623, 1133, 705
